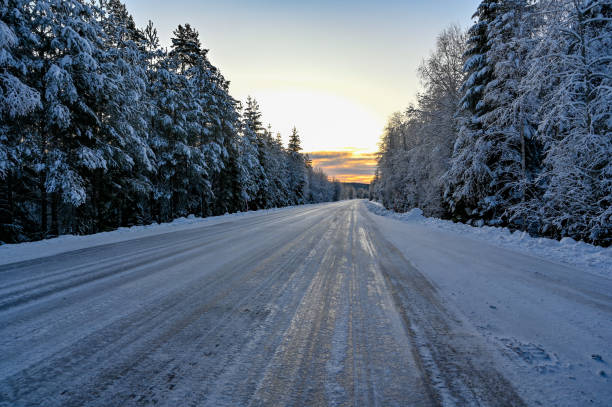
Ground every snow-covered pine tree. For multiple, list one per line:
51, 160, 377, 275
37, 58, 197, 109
187, 34, 241, 216
147, 25, 204, 220
0, 1, 337, 242
443, 0, 500, 223
583, 0, 612, 245
0, 1, 40, 122
169, 24, 202, 74
140, 19, 163, 222
0, 0, 42, 242
24, 0, 132, 236
524, 0, 611, 245
98, 0, 154, 228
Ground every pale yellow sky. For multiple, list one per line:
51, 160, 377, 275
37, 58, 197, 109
126, 0, 479, 182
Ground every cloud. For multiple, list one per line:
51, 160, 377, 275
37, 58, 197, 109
340, 175, 375, 183
306, 150, 377, 183
308, 151, 353, 159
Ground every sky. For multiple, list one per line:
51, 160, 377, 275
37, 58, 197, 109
125, 0, 480, 183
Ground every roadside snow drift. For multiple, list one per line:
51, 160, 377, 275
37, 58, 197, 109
366, 200, 612, 279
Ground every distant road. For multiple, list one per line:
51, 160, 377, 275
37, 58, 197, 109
1, 200, 607, 406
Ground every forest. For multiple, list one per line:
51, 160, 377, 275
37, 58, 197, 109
0, 0, 344, 243
371, 0, 611, 246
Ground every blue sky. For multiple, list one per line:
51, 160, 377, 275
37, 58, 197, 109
125, 0, 480, 181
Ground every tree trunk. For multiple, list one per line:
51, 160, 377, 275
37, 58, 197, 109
201, 192, 205, 218
520, 112, 527, 232
0, 173, 13, 242
40, 173, 47, 238
92, 172, 99, 234
51, 192, 59, 237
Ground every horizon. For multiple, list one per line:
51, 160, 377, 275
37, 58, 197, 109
124, 0, 479, 182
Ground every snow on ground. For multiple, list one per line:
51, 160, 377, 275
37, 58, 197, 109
366, 200, 612, 279
366, 200, 612, 406
0, 200, 609, 405
0, 205, 311, 266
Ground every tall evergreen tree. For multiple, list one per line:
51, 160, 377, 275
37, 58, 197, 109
28, 0, 131, 236
0, 1, 338, 243
99, 0, 154, 228
476, 0, 542, 228
170, 24, 202, 74
444, 0, 501, 222
243, 97, 271, 208
236, 101, 263, 211
523, 0, 611, 244
287, 127, 306, 203
0, 0, 42, 241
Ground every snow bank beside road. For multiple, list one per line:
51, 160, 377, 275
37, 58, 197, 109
366, 200, 612, 278
367, 200, 612, 406
0, 205, 302, 266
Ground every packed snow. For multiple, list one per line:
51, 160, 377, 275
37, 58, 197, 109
1, 200, 610, 406
366, 201, 612, 279
367, 200, 612, 406
0, 205, 310, 266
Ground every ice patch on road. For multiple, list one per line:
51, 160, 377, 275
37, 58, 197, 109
365, 201, 612, 279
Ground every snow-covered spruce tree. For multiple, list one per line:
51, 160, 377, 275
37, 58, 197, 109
443, 0, 500, 223
0, 0, 42, 242
496, 1, 548, 232
301, 152, 337, 204
242, 96, 272, 209
287, 127, 307, 204
236, 100, 263, 211
523, 0, 611, 245
207, 69, 241, 216
373, 111, 409, 211
475, 0, 543, 229
266, 129, 290, 207
308, 166, 338, 203
257, 124, 282, 208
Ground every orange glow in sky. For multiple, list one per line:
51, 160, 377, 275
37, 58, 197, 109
308, 150, 377, 184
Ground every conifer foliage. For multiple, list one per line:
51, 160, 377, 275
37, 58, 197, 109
373, 0, 611, 246
0, 0, 340, 243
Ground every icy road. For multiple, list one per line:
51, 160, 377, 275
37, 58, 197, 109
1, 200, 610, 406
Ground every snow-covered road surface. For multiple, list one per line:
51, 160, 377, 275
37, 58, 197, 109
0, 200, 609, 406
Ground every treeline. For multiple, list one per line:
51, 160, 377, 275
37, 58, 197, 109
371, 0, 611, 246
0, 0, 341, 243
